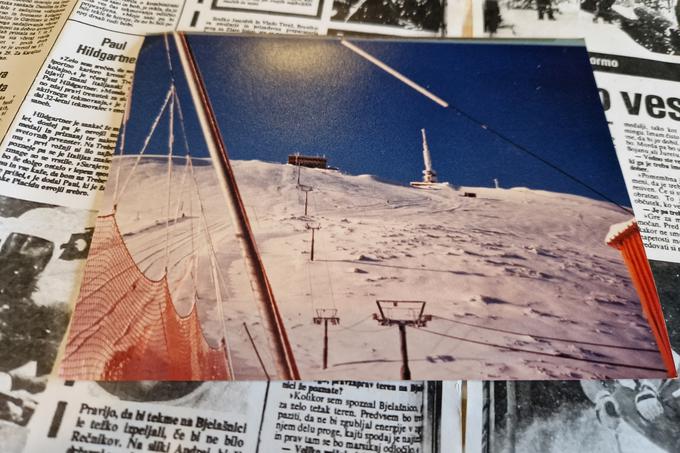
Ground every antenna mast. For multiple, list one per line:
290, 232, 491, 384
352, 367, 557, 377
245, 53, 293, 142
411, 128, 447, 189
421, 128, 437, 184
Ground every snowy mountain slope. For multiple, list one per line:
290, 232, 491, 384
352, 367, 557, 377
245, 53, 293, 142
103, 156, 666, 380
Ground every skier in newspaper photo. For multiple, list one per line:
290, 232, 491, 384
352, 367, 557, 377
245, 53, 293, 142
582, 355, 680, 453
484, 0, 503, 33
537, 0, 557, 19
482, 0, 680, 54
581, 0, 680, 54
481, 0, 580, 37
586, 0, 616, 23
331, 0, 445, 32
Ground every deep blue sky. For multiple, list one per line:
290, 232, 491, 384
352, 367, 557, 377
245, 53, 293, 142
124, 34, 631, 206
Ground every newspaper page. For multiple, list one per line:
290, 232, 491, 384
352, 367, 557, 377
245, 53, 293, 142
589, 56, 680, 264
19, 379, 460, 453
466, 379, 680, 453
472, 0, 679, 44
0, 0, 78, 138
177, 0, 467, 37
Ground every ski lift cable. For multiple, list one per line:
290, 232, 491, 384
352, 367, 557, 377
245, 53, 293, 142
163, 33, 175, 76
433, 314, 659, 352
305, 257, 316, 313
173, 160, 201, 294
171, 159, 191, 228
173, 90, 194, 158
443, 102, 633, 215
340, 39, 633, 215
188, 156, 235, 378
115, 86, 174, 206
178, 88, 276, 374
324, 261, 337, 311
174, 85, 229, 308
334, 314, 374, 331
188, 166, 198, 297
164, 87, 176, 271
414, 326, 667, 373
340, 326, 391, 334
306, 189, 337, 311
299, 178, 317, 315
212, 249, 233, 301
188, 159, 225, 304
175, 87, 236, 302
112, 78, 134, 204
173, 87, 204, 296
175, 83, 235, 374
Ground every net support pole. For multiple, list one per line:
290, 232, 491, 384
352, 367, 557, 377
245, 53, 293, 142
173, 32, 299, 380
399, 323, 411, 380
323, 318, 329, 370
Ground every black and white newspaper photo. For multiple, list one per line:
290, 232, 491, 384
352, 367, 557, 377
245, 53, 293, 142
475, 0, 679, 55
0, 194, 95, 451
466, 250, 680, 452
466, 378, 680, 453
580, 0, 679, 57
650, 259, 680, 355
476, 0, 584, 37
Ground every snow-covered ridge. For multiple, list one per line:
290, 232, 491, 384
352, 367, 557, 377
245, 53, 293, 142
106, 156, 662, 380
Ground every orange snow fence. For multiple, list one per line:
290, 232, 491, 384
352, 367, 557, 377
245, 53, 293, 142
60, 214, 230, 381
606, 219, 676, 377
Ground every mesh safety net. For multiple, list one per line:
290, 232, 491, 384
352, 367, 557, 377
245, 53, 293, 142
60, 214, 230, 381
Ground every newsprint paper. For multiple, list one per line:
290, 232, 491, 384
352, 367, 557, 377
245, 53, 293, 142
15, 380, 461, 453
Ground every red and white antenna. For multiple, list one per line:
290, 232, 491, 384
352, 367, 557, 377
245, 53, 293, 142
420, 128, 437, 184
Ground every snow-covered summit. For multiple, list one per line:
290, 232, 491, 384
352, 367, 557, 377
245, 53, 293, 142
106, 156, 664, 380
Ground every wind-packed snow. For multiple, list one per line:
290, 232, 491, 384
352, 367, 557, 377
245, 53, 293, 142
104, 155, 666, 380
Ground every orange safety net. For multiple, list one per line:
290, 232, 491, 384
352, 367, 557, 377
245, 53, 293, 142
60, 214, 230, 381
607, 219, 677, 377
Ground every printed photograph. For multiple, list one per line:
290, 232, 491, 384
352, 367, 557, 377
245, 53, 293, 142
650, 259, 680, 352
482, 0, 680, 55
482, 0, 583, 36
580, 0, 680, 55
485, 378, 680, 453
0, 195, 94, 449
331, 0, 445, 32
60, 34, 672, 381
